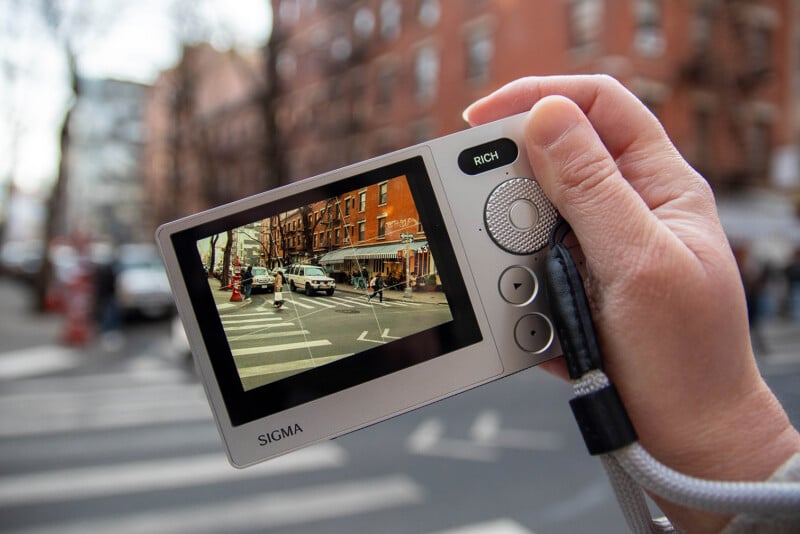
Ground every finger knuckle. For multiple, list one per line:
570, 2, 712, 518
556, 150, 621, 205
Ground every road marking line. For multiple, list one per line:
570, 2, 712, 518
0, 443, 346, 507
407, 418, 496, 462
470, 410, 564, 450
0, 383, 212, 437
357, 331, 387, 344
0, 345, 82, 380
220, 311, 280, 319
220, 317, 281, 325
231, 339, 331, 357
327, 297, 355, 307
338, 296, 378, 308
297, 297, 337, 308
284, 297, 315, 309
25, 474, 423, 534
227, 329, 310, 342
431, 519, 535, 534
238, 353, 350, 377
381, 328, 401, 339
222, 322, 294, 332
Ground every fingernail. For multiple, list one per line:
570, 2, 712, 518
462, 103, 476, 125
527, 96, 582, 148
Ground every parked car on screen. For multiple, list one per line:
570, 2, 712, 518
285, 264, 336, 296
250, 266, 274, 293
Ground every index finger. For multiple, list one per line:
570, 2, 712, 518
465, 75, 723, 257
464, 75, 668, 163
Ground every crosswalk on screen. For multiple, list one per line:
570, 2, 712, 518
198, 173, 454, 391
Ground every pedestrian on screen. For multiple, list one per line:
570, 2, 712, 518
273, 270, 284, 308
368, 272, 384, 303
242, 266, 253, 300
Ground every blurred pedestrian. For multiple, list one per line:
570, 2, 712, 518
93, 256, 123, 351
736, 248, 770, 355
786, 249, 800, 321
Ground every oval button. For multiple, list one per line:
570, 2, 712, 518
514, 313, 554, 354
457, 138, 519, 175
499, 266, 538, 305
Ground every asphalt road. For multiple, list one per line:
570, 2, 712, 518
1, 278, 799, 533
220, 290, 452, 389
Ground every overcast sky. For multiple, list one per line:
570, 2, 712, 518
0, 0, 272, 197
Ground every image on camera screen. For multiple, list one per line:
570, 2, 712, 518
196, 174, 454, 391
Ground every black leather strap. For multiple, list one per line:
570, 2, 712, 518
544, 220, 638, 454
544, 221, 604, 380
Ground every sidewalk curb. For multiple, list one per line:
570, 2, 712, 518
207, 277, 449, 306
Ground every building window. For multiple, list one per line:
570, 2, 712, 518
747, 24, 772, 74
378, 182, 388, 205
354, 7, 376, 38
376, 63, 396, 108
693, 106, 712, 172
278, 0, 301, 26
358, 220, 366, 241
418, 0, 440, 27
276, 50, 297, 80
415, 45, 439, 103
335, 228, 340, 245
344, 197, 352, 216
691, 2, 713, 54
634, 0, 664, 56
359, 190, 367, 212
466, 28, 493, 85
380, 0, 402, 40
568, 0, 603, 50
377, 216, 386, 239
750, 120, 772, 177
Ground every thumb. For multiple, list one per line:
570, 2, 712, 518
525, 96, 659, 282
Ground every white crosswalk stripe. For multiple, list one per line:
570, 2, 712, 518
0, 364, 431, 533
0, 443, 347, 506
17, 475, 425, 534
231, 292, 428, 312
0, 376, 212, 437
0, 345, 83, 380
328, 296, 356, 307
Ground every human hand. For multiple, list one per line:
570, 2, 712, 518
464, 75, 800, 532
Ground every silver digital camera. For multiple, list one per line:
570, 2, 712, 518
156, 111, 561, 467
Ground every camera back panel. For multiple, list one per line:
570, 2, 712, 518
156, 112, 561, 467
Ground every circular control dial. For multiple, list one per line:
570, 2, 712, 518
484, 178, 557, 254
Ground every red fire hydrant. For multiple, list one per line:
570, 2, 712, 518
230, 257, 243, 302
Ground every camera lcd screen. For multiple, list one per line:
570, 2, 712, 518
170, 157, 482, 426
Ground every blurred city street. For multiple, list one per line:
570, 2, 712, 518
2, 1, 800, 532
1, 275, 799, 534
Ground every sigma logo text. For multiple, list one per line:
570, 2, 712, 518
258, 423, 303, 446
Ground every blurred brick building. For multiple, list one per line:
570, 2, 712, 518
142, 1, 799, 259
267, 0, 799, 258
142, 44, 271, 227
270, 0, 796, 190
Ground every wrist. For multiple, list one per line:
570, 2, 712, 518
647, 379, 800, 532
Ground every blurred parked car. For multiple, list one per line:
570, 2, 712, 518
115, 244, 175, 319
0, 240, 43, 281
